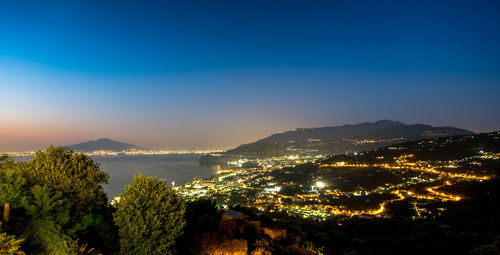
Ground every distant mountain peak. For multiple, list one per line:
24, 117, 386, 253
373, 119, 405, 126
68, 138, 143, 152
95, 138, 113, 142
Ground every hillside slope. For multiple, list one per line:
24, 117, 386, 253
200, 120, 474, 165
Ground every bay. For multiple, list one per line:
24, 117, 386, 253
14, 154, 217, 198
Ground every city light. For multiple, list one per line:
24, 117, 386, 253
315, 181, 325, 188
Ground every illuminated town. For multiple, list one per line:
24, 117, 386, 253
2, 149, 224, 157
176, 132, 499, 221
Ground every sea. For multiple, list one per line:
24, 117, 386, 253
14, 154, 217, 198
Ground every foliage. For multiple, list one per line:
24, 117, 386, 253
63, 239, 103, 255
0, 155, 15, 171
470, 236, 500, 255
0, 168, 26, 208
0, 148, 117, 254
113, 174, 185, 255
0, 232, 25, 255
24, 219, 76, 255
184, 199, 221, 233
21, 185, 72, 226
177, 199, 221, 254
19, 146, 109, 218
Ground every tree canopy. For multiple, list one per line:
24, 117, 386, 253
0, 231, 25, 255
19, 146, 109, 218
113, 174, 185, 255
0, 148, 115, 254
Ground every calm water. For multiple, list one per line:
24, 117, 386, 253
15, 154, 217, 198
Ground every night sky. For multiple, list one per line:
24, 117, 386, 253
1, 0, 499, 151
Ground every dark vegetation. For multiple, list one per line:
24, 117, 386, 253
0, 147, 183, 255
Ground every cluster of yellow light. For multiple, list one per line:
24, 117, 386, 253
314, 157, 495, 216
3, 149, 227, 157
392, 188, 460, 202
321, 161, 492, 181
342, 138, 396, 145
323, 181, 464, 217
323, 203, 387, 216
395, 154, 414, 159
390, 177, 463, 202
425, 186, 461, 201
478, 152, 500, 160
216, 169, 235, 175
446, 173, 490, 180
308, 181, 464, 217
321, 162, 370, 168
178, 151, 497, 220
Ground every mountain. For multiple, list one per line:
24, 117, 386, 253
240, 120, 405, 146
68, 138, 142, 152
200, 120, 474, 165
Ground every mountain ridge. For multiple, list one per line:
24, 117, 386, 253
67, 138, 142, 152
200, 120, 474, 165
236, 120, 470, 149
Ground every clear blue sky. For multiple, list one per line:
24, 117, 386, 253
1, 0, 499, 151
